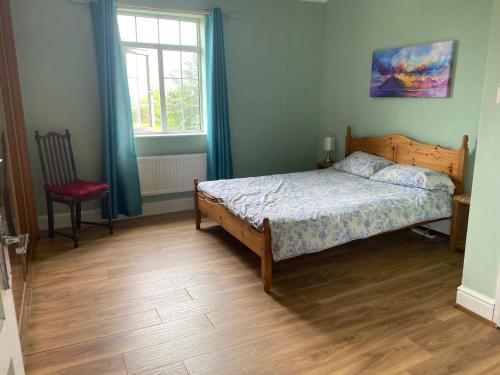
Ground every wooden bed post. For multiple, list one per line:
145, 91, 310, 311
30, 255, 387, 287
262, 218, 273, 293
194, 178, 201, 230
346, 126, 352, 157
456, 135, 469, 195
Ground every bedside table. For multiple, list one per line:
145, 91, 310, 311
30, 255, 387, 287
449, 193, 471, 251
316, 161, 334, 169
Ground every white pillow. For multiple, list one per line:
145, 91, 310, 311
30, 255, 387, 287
370, 164, 456, 195
334, 151, 394, 178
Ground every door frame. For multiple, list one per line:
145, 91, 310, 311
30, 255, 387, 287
0, 0, 38, 335
1, 243, 25, 374
0, 0, 38, 239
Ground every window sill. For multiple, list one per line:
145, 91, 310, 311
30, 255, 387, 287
135, 132, 207, 138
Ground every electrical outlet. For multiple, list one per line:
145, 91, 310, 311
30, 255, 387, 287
497, 87, 500, 104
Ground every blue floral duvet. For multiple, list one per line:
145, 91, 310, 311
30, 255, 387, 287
197, 169, 452, 261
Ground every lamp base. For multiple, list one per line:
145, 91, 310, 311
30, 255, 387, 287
323, 151, 333, 163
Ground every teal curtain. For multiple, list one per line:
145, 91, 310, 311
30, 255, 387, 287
91, 0, 142, 218
206, 8, 233, 180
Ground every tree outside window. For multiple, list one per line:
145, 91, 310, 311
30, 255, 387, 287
118, 12, 205, 135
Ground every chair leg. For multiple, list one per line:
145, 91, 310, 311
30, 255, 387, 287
106, 194, 113, 235
46, 193, 55, 239
76, 203, 82, 230
69, 204, 79, 248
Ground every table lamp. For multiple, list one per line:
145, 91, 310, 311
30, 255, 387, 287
323, 136, 335, 163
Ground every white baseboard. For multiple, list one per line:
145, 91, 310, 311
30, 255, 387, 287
456, 285, 496, 322
494, 268, 500, 326
37, 197, 193, 230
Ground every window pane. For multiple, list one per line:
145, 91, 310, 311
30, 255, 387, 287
164, 79, 182, 108
126, 53, 138, 77
122, 14, 204, 134
180, 21, 198, 46
118, 15, 136, 42
136, 55, 148, 78
182, 79, 199, 106
136, 17, 158, 43
138, 79, 148, 102
181, 52, 199, 79
166, 107, 183, 132
135, 54, 147, 76
159, 19, 179, 45
139, 105, 151, 128
131, 105, 140, 128
137, 50, 161, 131
183, 106, 200, 131
125, 48, 162, 133
163, 51, 181, 78
128, 77, 138, 103
151, 89, 162, 132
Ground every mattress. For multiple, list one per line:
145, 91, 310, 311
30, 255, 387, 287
197, 169, 452, 261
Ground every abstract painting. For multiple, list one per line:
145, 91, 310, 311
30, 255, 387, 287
370, 41, 455, 98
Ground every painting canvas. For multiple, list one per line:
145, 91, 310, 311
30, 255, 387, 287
370, 41, 455, 98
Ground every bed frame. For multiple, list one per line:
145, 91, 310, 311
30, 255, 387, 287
194, 127, 469, 292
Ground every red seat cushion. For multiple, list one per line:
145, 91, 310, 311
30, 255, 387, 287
48, 179, 109, 198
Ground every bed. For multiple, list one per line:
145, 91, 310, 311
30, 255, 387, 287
194, 127, 469, 292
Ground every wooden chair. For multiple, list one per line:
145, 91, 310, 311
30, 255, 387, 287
35, 130, 113, 248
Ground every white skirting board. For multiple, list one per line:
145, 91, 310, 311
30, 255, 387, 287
456, 285, 496, 322
37, 197, 194, 230
495, 268, 500, 326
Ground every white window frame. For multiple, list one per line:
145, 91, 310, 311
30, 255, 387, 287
118, 9, 207, 137
125, 49, 155, 132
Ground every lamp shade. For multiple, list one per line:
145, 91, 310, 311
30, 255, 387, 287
323, 136, 335, 151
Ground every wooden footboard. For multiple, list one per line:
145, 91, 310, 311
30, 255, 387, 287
194, 179, 273, 292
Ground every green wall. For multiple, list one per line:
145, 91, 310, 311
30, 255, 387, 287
11, 0, 325, 215
320, 0, 499, 299
11, 0, 101, 215
319, 0, 493, 190
462, 0, 500, 299
11, 0, 500, 301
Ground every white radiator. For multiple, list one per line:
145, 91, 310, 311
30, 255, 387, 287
137, 153, 207, 196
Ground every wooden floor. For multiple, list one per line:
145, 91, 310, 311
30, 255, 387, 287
24, 211, 500, 375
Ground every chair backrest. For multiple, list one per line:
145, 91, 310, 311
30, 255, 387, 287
35, 130, 78, 188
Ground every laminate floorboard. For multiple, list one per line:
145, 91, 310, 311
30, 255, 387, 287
24, 211, 499, 374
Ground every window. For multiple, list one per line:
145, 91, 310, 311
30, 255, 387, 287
117, 11, 205, 135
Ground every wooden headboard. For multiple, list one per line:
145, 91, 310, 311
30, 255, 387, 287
345, 127, 469, 194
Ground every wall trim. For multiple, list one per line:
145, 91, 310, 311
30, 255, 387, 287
494, 267, 500, 327
456, 285, 496, 322
37, 197, 194, 230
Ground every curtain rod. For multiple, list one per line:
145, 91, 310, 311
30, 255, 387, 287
69, 0, 235, 18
